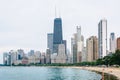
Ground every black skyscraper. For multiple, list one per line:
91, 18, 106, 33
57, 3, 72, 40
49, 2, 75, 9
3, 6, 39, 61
53, 18, 63, 53
53, 18, 63, 44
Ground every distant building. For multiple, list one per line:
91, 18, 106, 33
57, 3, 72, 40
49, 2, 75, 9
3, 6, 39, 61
14, 60, 22, 65
98, 19, 107, 58
71, 33, 77, 63
53, 18, 63, 54
3, 52, 9, 65
28, 55, 36, 64
17, 49, 24, 60
77, 40, 84, 63
117, 37, 120, 50
51, 53, 57, 63
110, 33, 116, 53
3, 50, 43, 65
66, 49, 72, 63
77, 26, 83, 63
56, 44, 66, 63
81, 47, 87, 62
9, 50, 18, 65
46, 49, 51, 64
40, 53, 46, 64
86, 36, 98, 62
62, 40, 67, 54
77, 26, 81, 42
47, 33, 53, 53
28, 50, 34, 56
34, 51, 41, 58
22, 57, 28, 65
71, 26, 84, 63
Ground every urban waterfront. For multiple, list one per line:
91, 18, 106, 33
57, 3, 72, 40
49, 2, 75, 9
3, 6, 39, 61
0, 67, 102, 80
0, 0, 120, 80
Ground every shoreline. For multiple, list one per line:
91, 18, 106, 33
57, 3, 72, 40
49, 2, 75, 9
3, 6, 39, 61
72, 66, 120, 80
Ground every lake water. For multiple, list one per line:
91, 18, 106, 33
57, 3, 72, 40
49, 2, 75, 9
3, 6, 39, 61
0, 67, 102, 80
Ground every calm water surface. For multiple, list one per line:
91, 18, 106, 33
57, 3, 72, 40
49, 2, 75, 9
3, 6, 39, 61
0, 67, 102, 80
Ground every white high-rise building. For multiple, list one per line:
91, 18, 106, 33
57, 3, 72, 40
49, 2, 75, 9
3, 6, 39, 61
77, 26, 81, 42
9, 50, 18, 65
77, 26, 84, 63
98, 19, 107, 58
110, 33, 116, 53
71, 26, 84, 63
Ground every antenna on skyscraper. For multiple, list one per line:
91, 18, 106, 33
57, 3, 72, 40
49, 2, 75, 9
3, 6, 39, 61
58, 7, 61, 18
55, 5, 57, 18
55, 5, 61, 18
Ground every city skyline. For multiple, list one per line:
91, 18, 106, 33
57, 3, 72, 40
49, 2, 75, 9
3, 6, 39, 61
0, 0, 120, 64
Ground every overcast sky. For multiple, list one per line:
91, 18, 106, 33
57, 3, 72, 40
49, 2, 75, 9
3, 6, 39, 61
0, 0, 120, 64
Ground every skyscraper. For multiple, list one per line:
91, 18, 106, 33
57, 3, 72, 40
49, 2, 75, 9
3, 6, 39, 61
53, 18, 63, 53
98, 19, 107, 58
71, 34, 77, 63
77, 26, 81, 42
77, 26, 84, 63
110, 33, 116, 53
71, 26, 84, 63
47, 33, 53, 53
86, 36, 98, 62
81, 47, 87, 62
53, 18, 63, 44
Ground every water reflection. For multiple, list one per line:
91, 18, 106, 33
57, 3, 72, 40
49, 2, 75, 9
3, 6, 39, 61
46, 67, 101, 80
48, 68, 66, 80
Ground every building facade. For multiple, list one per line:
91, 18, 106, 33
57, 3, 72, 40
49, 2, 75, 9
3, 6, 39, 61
81, 47, 87, 62
117, 37, 120, 50
17, 49, 24, 60
98, 19, 107, 58
71, 33, 77, 63
46, 49, 51, 64
53, 18, 63, 54
110, 33, 116, 53
56, 44, 66, 63
71, 26, 84, 63
47, 33, 53, 53
77, 26, 82, 63
3, 52, 9, 65
86, 36, 98, 62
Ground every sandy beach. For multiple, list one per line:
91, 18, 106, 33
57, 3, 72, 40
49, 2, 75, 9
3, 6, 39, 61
73, 67, 120, 80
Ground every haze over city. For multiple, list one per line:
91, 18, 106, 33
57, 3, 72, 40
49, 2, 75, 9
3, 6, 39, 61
0, 0, 120, 64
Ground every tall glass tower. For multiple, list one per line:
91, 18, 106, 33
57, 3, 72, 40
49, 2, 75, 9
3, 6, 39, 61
53, 18, 63, 53
53, 18, 63, 44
